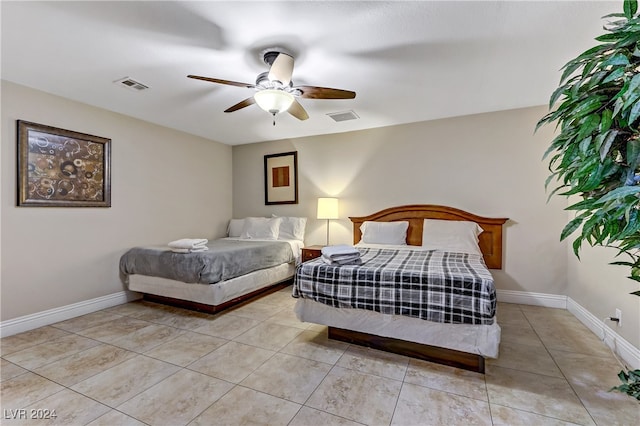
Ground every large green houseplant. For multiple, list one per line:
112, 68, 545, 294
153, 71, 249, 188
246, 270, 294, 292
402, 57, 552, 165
537, 0, 640, 291
537, 0, 640, 401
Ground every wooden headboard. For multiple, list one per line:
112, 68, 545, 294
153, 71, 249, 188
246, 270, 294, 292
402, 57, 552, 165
349, 205, 508, 269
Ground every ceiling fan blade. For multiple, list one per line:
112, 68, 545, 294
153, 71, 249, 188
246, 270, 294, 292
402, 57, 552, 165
187, 75, 255, 89
288, 99, 309, 121
267, 53, 294, 86
224, 97, 256, 113
296, 86, 356, 100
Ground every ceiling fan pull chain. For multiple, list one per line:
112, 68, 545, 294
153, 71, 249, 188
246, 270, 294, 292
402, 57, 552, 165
272, 112, 276, 126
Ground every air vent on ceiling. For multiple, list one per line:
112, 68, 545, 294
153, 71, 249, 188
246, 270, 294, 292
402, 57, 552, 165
114, 77, 149, 91
327, 110, 359, 122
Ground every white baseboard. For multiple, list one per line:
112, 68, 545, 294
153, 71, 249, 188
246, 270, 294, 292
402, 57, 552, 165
3, 289, 638, 369
497, 290, 639, 368
567, 297, 640, 370
0, 291, 142, 338
497, 289, 567, 309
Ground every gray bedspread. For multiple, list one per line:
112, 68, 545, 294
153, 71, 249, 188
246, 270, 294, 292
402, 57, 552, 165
120, 239, 294, 284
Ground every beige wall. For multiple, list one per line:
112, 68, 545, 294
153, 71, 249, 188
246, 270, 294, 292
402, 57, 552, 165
233, 106, 569, 296
568, 244, 640, 348
3, 81, 636, 355
1, 81, 232, 321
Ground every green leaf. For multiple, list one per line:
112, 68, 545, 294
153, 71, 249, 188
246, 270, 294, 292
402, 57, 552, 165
546, 184, 568, 203
620, 210, 640, 238
613, 97, 625, 118
544, 173, 558, 191
611, 261, 635, 266
629, 73, 640, 95
596, 33, 624, 42
623, 90, 640, 110
582, 212, 605, 241
561, 216, 585, 241
600, 130, 619, 161
581, 60, 598, 79
578, 114, 600, 141
575, 44, 610, 62
601, 53, 630, 68
594, 132, 608, 153
597, 185, 640, 203
582, 163, 606, 191
560, 61, 583, 84
624, 0, 638, 19
573, 237, 583, 258
566, 198, 599, 211
573, 97, 604, 119
579, 136, 593, 154
627, 139, 640, 169
628, 100, 640, 126
603, 67, 626, 84
600, 109, 613, 132
549, 85, 568, 109
588, 71, 609, 90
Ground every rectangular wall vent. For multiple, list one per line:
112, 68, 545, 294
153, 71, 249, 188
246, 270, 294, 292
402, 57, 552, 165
114, 77, 149, 91
327, 110, 359, 122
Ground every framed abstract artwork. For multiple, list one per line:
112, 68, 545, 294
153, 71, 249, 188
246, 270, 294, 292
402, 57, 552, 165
264, 151, 298, 205
17, 120, 111, 207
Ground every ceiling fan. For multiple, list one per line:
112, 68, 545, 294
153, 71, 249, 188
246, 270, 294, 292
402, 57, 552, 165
188, 50, 356, 124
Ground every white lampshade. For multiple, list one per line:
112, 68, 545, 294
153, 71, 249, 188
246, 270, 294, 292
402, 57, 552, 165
317, 197, 339, 220
254, 89, 294, 114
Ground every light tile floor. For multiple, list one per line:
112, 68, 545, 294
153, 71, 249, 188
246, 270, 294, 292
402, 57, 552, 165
1, 287, 638, 426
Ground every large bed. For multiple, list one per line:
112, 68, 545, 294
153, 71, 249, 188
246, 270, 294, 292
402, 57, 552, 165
293, 205, 507, 373
120, 216, 305, 313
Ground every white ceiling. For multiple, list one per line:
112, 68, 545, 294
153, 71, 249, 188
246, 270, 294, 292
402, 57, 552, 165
1, 1, 617, 145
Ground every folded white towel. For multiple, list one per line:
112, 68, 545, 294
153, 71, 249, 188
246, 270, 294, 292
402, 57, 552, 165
321, 244, 360, 259
170, 246, 208, 253
170, 248, 190, 253
168, 238, 208, 250
321, 254, 362, 266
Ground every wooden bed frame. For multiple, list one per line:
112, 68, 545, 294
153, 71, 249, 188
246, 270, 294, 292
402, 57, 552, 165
142, 279, 293, 314
326, 204, 508, 373
350, 204, 507, 269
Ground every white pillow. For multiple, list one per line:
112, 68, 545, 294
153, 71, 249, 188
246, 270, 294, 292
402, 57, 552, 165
421, 219, 483, 255
240, 217, 282, 240
227, 218, 245, 238
273, 216, 307, 241
360, 221, 409, 245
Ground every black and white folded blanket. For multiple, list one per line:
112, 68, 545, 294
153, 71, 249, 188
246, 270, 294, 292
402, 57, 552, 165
321, 245, 362, 265
168, 238, 209, 253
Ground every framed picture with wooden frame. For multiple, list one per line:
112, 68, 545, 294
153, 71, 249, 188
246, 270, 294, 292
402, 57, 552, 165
264, 151, 298, 205
17, 120, 111, 207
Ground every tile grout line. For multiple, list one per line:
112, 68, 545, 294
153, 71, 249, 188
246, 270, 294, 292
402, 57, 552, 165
519, 305, 600, 426
3, 299, 632, 426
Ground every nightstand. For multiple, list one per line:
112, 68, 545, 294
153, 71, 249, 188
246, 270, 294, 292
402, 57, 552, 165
301, 245, 324, 262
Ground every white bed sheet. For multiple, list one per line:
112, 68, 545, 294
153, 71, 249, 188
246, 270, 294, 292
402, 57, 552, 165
130, 262, 295, 306
294, 298, 501, 358
296, 241, 500, 357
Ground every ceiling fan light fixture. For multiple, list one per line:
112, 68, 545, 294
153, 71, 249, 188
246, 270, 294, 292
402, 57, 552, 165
254, 89, 294, 114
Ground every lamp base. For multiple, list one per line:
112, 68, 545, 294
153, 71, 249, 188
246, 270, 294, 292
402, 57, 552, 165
325, 219, 330, 246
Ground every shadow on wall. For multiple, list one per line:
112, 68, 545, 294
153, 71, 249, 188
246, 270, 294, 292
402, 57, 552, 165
296, 130, 390, 196
492, 218, 525, 292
